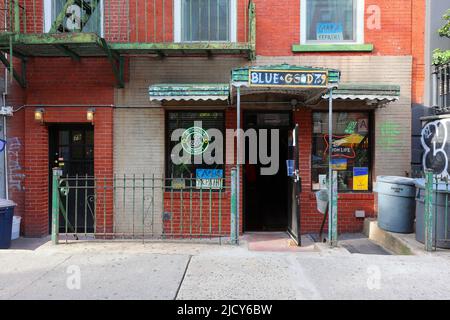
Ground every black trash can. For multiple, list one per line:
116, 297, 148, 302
0, 200, 17, 249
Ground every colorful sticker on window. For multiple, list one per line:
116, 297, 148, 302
196, 169, 223, 190
331, 158, 347, 171
353, 167, 369, 191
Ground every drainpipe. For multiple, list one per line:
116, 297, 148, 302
3, 56, 9, 200
3, 0, 9, 199
236, 85, 241, 242
3, 114, 8, 200
432, 67, 438, 109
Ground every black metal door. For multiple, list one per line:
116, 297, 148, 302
287, 124, 301, 245
48, 125, 94, 234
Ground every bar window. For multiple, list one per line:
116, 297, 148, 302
166, 111, 225, 189
312, 112, 371, 192
181, 0, 231, 41
302, 0, 362, 43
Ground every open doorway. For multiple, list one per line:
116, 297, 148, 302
243, 111, 291, 231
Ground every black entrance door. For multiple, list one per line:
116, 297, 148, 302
244, 112, 290, 232
48, 125, 94, 234
287, 124, 301, 245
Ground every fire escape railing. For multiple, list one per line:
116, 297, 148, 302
433, 63, 450, 115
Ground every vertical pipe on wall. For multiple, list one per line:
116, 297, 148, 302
328, 88, 334, 246
236, 85, 241, 243
230, 167, 237, 244
2, 115, 7, 199
432, 67, 438, 108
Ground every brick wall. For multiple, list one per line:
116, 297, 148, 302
113, 108, 165, 235
7, 56, 116, 237
0, 61, 26, 231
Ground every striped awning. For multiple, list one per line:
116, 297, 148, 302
323, 84, 401, 102
149, 83, 229, 102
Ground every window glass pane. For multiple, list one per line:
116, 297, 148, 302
51, 0, 102, 34
306, 0, 355, 42
182, 0, 230, 41
166, 112, 225, 189
85, 130, 94, 145
312, 112, 371, 192
72, 131, 84, 144
59, 131, 69, 145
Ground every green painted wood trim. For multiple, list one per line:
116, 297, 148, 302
109, 42, 252, 51
14, 0, 20, 33
98, 38, 123, 88
53, 44, 81, 61
292, 43, 374, 52
0, 53, 26, 88
10, 32, 100, 45
248, 1, 256, 61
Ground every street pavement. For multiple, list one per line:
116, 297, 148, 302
1, 235, 450, 300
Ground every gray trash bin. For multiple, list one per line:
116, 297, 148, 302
415, 179, 450, 249
375, 176, 416, 233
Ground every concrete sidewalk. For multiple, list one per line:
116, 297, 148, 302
1, 236, 450, 300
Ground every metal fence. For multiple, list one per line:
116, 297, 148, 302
1, 0, 254, 44
433, 63, 450, 115
0, 0, 26, 33
422, 170, 450, 251
51, 169, 238, 244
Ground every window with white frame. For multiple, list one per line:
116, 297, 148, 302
44, 0, 103, 35
301, 0, 364, 44
174, 0, 237, 42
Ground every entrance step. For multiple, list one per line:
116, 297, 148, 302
309, 232, 391, 255
243, 232, 317, 252
338, 233, 391, 255
363, 218, 415, 255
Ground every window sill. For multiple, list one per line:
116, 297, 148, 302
292, 43, 374, 53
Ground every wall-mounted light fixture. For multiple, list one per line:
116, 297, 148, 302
34, 108, 45, 123
87, 108, 95, 123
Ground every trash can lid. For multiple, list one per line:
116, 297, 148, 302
376, 176, 416, 186
0, 199, 17, 208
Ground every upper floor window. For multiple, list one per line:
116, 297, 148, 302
174, 0, 237, 42
301, 0, 364, 44
44, 0, 103, 35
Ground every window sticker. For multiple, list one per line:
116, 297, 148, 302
353, 167, 369, 191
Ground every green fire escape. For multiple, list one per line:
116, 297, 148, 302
0, 0, 256, 88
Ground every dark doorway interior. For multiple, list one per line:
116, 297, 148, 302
48, 125, 94, 234
244, 112, 291, 231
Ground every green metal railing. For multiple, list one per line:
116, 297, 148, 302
0, 0, 26, 33
51, 168, 238, 244
423, 170, 450, 252
1, 0, 255, 46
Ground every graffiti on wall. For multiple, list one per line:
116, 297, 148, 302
421, 119, 450, 176
377, 121, 401, 151
0, 139, 5, 152
8, 137, 25, 191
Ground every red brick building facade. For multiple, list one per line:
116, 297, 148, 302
0, 0, 425, 240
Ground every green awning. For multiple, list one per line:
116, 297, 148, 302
323, 84, 401, 102
149, 83, 230, 102
229, 64, 341, 104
